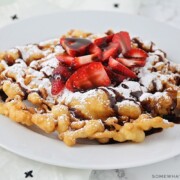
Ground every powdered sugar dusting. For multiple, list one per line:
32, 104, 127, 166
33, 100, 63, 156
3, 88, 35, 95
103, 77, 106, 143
117, 100, 140, 107
140, 92, 169, 102
0, 34, 179, 125
2, 59, 27, 78
17, 45, 43, 62
138, 48, 179, 91
58, 88, 102, 105
39, 38, 59, 47
115, 81, 147, 98
0, 39, 62, 105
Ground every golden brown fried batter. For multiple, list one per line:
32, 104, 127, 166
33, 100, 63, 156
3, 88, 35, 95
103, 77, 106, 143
0, 30, 179, 146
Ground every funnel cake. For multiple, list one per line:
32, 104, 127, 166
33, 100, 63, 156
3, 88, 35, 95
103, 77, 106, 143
0, 30, 179, 146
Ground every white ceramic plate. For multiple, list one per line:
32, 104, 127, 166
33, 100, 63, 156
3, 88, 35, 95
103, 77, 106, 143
0, 11, 180, 170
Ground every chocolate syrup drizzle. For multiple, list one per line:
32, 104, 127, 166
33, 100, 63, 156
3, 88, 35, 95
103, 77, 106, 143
132, 38, 154, 53
69, 107, 89, 121
98, 87, 141, 117
98, 87, 120, 117
98, 85, 180, 139
1, 35, 178, 144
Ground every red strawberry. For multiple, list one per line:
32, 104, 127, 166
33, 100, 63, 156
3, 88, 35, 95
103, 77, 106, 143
72, 44, 102, 68
124, 48, 148, 59
53, 66, 72, 81
56, 45, 102, 69
116, 57, 146, 67
105, 67, 126, 84
112, 72, 126, 83
108, 57, 137, 78
102, 42, 120, 61
112, 31, 131, 54
51, 79, 65, 95
73, 54, 95, 69
94, 34, 113, 47
51, 66, 73, 95
88, 43, 102, 60
60, 37, 92, 57
66, 62, 111, 92
56, 53, 74, 66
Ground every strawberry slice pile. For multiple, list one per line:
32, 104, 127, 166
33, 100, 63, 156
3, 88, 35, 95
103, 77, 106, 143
51, 31, 148, 95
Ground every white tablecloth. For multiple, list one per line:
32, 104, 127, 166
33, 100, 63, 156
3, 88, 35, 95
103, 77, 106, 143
0, 0, 180, 179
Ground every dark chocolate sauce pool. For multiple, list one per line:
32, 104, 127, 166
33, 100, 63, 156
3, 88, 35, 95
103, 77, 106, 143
145, 128, 163, 136
163, 114, 180, 124
0, 90, 8, 102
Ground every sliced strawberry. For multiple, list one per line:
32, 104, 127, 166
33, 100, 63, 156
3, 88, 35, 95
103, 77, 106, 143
88, 43, 102, 60
112, 31, 131, 54
108, 57, 137, 78
66, 62, 111, 92
73, 55, 95, 69
116, 57, 146, 67
124, 48, 148, 59
60, 37, 92, 57
56, 53, 74, 66
57, 45, 102, 69
102, 42, 120, 61
94, 34, 113, 47
105, 67, 126, 84
72, 44, 102, 68
112, 72, 126, 83
51, 79, 65, 95
53, 65, 72, 81
51, 66, 73, 95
